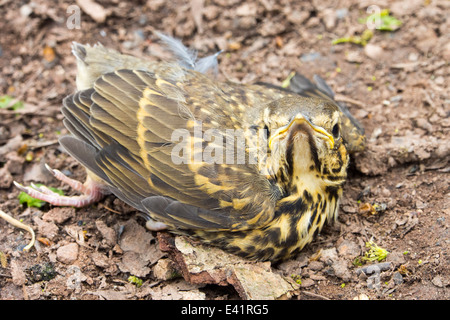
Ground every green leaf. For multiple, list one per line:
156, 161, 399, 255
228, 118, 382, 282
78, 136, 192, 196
332, 30, 373, 47
128, 275, 143, 287
362, 241, 389, 262
359, 9, 402, 31
19, 192, 45, 208
281, 72, 296, 88
378, 9, 402, 31
0, 95, 24, 110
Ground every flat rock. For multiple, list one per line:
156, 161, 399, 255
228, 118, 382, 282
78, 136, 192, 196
42, 207, 75, 224
56, 243, 79, 264
158, 234, 299, 300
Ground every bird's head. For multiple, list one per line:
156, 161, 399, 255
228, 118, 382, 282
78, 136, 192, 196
261, 96, 349, 190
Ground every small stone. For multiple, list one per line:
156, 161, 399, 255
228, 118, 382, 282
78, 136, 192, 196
320, 248, 338, 264
386, 251, 406, 267
42, 207, 75, 224
346, 51, 363, 63
56, 243, 79, 264
416, 28, 437, 53
392, 272, 404, 285
337, 240, 361, 259
20, 4, 33, 17
95, 220, 117, 246
33, 217, 59, 240
336, 8, 348, 19
0, 167, 13, 189
380, 187, 391, 197
153, 259, 178, 280
91, 251, 110, 268
322, 9, 337, 30
11, 260, 26, 286
442, 42, 450, 61
431, 276, 444, 288
364, 44, 384, 60
287, 10, 310, 25
353, 293, 370, 300
300, 278, 315, 288
415, 118, 432, 132
5, 152, 24, 175
235, 3, 257, 16
76, 0, 110, 23
332, 259, 351, 282
308, 260, 324, 271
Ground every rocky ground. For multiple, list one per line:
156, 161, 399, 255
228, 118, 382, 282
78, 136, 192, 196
0, 0, 448, 300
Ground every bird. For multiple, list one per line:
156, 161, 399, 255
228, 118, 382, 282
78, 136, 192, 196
15, 34, 365, 261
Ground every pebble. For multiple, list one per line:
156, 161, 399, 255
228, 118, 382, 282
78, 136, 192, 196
95, 220, 117, 247
442, 42, 450, 61
5, 152, 24, 175
300, 278, 315, 288
336, 8, 348, 19
392, 272, 404, 285
56, 243, 79, 264
287, 10, 310, 25
20, 4, 33, 17
320, 248, 339, 264
346, 51, 363, 63
415, 118, 432, 132
380, 187, 391, 197
11, 260, 26, 286
431, 276, 444, 288
0, 167, 13, 189
322, 9, 337, 30
332, 259, 351, 282
91, 251, 110, 269
300, 52, 321, 62
353, 293, 369, 300
42, 207, 75, 224
364, 44, 384, 60
33, 217, 59, 240
153, 259, 178, 281
337, 240, 361, 259
308, 260, 324, 271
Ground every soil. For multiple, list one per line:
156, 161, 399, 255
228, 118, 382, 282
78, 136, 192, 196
0, 0, 448, 300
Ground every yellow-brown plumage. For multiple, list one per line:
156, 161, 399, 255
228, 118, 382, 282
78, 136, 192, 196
16, 40, 365, 261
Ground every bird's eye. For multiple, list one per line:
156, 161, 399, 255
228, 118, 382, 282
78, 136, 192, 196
332, 124, 340, 139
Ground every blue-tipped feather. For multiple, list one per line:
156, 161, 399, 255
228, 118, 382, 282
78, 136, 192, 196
156, 32, 221, 74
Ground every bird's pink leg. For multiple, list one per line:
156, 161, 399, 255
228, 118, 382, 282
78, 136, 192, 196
14, 164, 106, 207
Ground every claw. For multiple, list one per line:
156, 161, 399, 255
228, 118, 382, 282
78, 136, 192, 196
44, 163, 56, 175
13, 166, 106, 208
13, 181, 28, 193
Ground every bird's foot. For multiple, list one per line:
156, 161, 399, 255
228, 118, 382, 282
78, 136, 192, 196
14, 164, 105, 208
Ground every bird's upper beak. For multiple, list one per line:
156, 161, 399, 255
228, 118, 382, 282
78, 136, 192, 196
268, 114, 334, 149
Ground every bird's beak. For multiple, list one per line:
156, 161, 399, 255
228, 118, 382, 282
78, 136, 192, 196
268, 114, 334, 149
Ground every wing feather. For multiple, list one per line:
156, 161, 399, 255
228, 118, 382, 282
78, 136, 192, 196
61, 68, 282, 231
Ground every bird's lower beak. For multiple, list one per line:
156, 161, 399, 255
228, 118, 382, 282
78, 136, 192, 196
269, 114, 334, 149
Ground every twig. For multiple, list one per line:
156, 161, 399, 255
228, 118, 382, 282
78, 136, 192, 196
102, 205, 122, 215
0, 104, 60, 116
0, 273, 12, 278
301, 291, 331, 300
0, 210, 35, 252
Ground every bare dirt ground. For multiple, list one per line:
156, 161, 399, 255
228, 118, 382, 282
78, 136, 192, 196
0, 0, 448, 300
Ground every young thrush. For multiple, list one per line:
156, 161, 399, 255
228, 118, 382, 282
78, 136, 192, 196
15, 36, 365, 261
